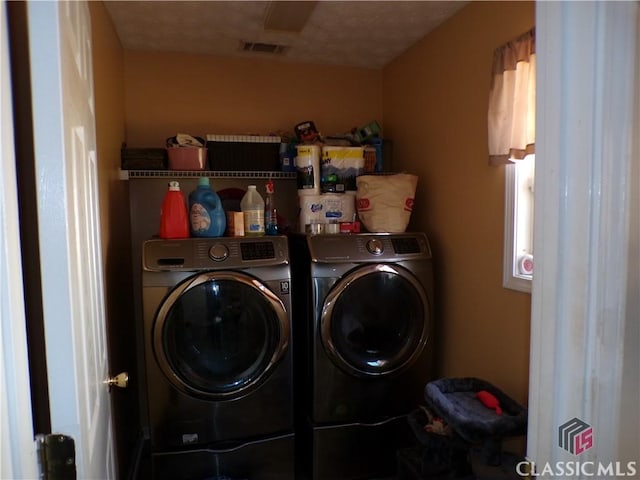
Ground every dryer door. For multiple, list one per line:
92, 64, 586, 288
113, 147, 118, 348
320, 264, 429, 377
153, 271, 289, 399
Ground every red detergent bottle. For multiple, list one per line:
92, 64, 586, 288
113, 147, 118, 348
159, 181, 189, 239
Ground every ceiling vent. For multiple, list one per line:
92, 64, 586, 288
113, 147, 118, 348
240, 41, 289, 55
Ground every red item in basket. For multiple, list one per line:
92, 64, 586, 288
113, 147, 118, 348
476, 390, 502, 415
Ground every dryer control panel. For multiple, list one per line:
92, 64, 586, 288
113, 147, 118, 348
307, 232, 431, 263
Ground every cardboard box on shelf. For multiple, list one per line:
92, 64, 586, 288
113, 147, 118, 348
225, 211, 245, 237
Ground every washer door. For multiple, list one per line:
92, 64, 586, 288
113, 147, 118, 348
153, 271, 289, 399
320, 264, 429, 377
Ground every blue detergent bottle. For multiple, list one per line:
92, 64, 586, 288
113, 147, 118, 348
188, 177, 226, 237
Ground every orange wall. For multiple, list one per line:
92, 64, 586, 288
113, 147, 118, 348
383, 1, 534, 407
91, 1, 126, 258
123, 51, 383, 147
89, 4, 137, 478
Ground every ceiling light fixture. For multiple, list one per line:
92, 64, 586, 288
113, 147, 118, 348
263, 1, 318, 33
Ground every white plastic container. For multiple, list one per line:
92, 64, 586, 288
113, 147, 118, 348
297, 193, 356, 233
241, 185, 265, 236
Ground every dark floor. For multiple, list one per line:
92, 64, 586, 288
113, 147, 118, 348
395, 446, 525, 480
135, 447, 525, 480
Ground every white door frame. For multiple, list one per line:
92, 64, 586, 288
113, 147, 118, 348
0, 2, 38, 477
528, 0, 638, 471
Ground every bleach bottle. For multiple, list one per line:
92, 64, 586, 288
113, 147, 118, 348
240, 185, 265, 236
188, 177, 226, 237
159, 181, 189, 239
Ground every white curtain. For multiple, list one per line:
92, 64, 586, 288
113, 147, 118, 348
488, 28, 536, 165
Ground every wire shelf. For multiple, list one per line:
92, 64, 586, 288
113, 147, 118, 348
121, 170, 297, 180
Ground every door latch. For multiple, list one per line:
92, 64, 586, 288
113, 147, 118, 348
104, 371, 129, 392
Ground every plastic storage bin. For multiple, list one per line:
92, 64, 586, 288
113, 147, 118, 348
206, 134, 280, 171
121, 147, 167, 170
167, 147, 207, 171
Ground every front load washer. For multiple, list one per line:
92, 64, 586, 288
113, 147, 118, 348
142, 236, 294, 480
291, 232, 435, 480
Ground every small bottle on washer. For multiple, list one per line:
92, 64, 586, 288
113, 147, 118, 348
265, 179, 278, 235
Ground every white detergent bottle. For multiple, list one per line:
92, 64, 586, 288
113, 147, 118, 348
241, 185, 265, 236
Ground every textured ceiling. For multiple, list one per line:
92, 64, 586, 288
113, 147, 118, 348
103, 1, 468, 69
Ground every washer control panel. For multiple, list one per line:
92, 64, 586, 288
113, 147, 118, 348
142, 236, 289, 271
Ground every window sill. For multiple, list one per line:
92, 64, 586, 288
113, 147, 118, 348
503, 274, 532, 294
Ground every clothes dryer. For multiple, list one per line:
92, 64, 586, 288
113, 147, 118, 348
142, 237, 294, 480
291, 232, 435, 480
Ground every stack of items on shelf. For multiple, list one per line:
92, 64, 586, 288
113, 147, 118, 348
120, 123, 386, 175
295, 143, 362, 234
158, 178, 279, 239
291, 119, 390, 234
289, 120, 385, 173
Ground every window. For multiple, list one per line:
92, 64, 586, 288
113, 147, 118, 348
487, 28, 535, 293
503, 154, 534, 293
